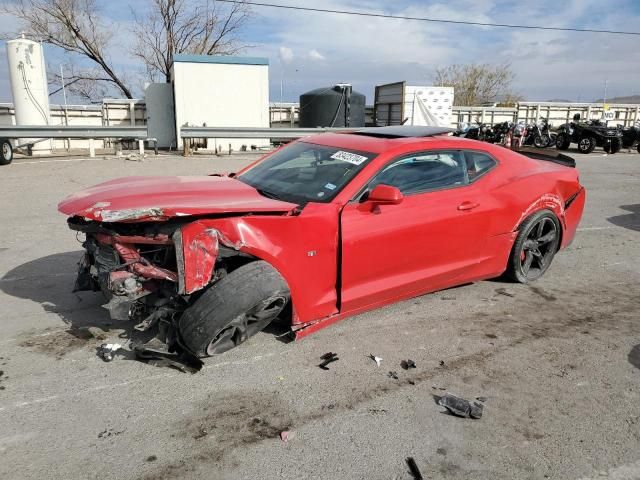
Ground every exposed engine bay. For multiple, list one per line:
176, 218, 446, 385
68, 216, 256, 357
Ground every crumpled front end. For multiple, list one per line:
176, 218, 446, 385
69, 217, 222, 332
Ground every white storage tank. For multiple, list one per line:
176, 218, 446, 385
6, 36, 51, 154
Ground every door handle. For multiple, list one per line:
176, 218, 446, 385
457, 201, 480, 211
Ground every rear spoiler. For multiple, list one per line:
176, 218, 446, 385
517, 148, 576, 168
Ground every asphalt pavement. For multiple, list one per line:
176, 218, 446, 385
0, 148, 639, 480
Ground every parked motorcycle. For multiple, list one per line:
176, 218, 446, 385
454, 122, 496, 142
522, 118, 555, 148
492, 121, 512, 146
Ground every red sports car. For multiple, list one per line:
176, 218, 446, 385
59, 126, 585, 357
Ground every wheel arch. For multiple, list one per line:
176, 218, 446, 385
217, 246, 297, 323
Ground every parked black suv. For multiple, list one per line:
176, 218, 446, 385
555, 114, 623, 154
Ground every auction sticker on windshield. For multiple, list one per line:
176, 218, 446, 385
331, 150, 368, 165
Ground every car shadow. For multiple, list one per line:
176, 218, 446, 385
0, 251, 114, 329
607, 204, 640, 232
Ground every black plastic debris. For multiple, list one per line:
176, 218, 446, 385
495, 288, 515, 297
319, 352, 339, 370
438, 393, 484, 419
388, 371, 398, 379
406, 457, 423, 480
133, 338, 203, 374
439, 360, 446, 367
401, 359, 416, 370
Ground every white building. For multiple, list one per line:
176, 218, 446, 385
170, 54, 270, 151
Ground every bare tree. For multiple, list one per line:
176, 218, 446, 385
2, 0, 133, 99
433, 63, 521, 106
132, 0, 250, 83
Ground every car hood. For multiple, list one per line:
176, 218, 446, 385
58, 175, 298, 222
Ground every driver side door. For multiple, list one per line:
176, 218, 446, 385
339, 150, 493, 313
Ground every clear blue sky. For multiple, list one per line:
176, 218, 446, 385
1, 0, 639, 105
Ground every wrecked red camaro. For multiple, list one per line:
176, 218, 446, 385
58, 126, 586, 357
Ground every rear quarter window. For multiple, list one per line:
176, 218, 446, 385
464, 151, 497, 182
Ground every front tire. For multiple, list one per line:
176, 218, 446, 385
603, 139, 621, 154
577, 136, 596, 154
555, 133, 570, 150
179, 261, 290, 357
506, 211, 561, 283
0, 139, 12, 165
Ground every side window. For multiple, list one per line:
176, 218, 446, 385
464, 151, 496, 182
369, 151, 468, 195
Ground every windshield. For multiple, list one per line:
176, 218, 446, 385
237, 141, 377, 205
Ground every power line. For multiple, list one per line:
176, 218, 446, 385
217, 0, 640, 36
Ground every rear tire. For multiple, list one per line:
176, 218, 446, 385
555, 133, 570, 150
179, 261, 290, 357
0, 139, 12, 165
506, 210, 561, 284
577, 136, 596, 154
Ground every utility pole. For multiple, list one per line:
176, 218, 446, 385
61, 64, 70, 151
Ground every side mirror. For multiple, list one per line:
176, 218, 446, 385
367, 184, 403, 205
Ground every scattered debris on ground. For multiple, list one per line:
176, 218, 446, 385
439, 360, 446, 367
0, 369, 5, 390
368, 408, 388, 415
388, 371, 399, 379
319, 352, 339, 370
406, 457, 424, 480
193, 426, 208, 440
369, 354, 383, 367
98, 343, 122, 362
495, 288, 515, 297
401, 359, 416, 370
145, 455, 157, 462
133, 338, 203, 374
98, 428, 124, 439
437, 393, 484, 419
279, 430, 295, 443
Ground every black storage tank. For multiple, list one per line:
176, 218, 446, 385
299, 84, 366, 128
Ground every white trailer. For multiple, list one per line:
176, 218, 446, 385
374, 81, 453, 128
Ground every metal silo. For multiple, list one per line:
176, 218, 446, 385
299, 84, 365, 128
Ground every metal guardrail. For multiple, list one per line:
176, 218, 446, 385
0, 125, 148, 139
0, 125, 157, 157
180, 126, 352, 139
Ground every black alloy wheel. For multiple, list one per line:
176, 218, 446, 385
507, 211, 561, 283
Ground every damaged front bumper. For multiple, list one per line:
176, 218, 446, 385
69, 217, 222, 333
